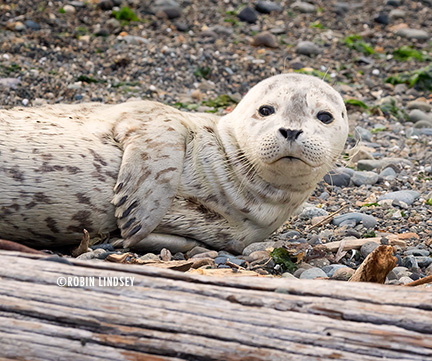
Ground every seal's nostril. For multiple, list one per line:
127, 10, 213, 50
279, 128, 303, 141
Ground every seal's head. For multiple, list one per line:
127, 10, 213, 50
219, 73, 348, 190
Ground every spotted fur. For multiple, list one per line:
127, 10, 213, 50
0, 74, 348, 253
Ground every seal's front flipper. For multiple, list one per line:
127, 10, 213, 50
112, 115, 189, 248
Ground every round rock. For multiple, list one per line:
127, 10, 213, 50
299, 267, 328, 279
238, 7, 258, 23
395, 28, 430, 40
252, 31, 279, 48
408, 109, 432, 123
360, 241, 379, 258
378, 190, 420, 205
351, 171, 379, 186
255, 1, 283, 14
291, 1, 316, 13
296, 41, 322, 56
333, 212, 377, 228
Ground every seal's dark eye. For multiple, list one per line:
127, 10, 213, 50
258, 105, 275, 117
317, 111, 334, 124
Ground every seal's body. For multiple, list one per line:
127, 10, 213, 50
0, 74, 348, 253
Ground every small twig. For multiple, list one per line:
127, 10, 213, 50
225, 259, 246, 271
404, 274, 432, 287
306, 204, 348, 231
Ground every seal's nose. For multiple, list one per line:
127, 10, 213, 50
279, 128, 303, 141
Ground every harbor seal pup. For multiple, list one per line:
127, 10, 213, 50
0, 73, 348, 254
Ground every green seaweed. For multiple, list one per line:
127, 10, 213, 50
112, 7, 140, 22
386, 64, 432, 91
270, 248, 297, 273
344, 99, 368, 109
393, 46, 424, 62
344, 35, 375, 55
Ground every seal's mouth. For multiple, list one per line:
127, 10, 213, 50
277, 155, 312, 167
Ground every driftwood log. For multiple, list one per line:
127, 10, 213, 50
0, 250, 431, 361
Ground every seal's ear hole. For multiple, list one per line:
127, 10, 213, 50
258, 105, 275, 117
317, 111, 334, 124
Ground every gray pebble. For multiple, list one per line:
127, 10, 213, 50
299, 206, 329, 220
242, 241, 276, 256
281, 272, 297, 279
407, 100, 432, 112
357, 158, 412, 171
0, 78, 21, 89
379, 167, 397, 180
307, 258, 330, 268
296, 41, 322, 56
378, 190, 420, 205
389, 9, 406, 19
352, 171, 379, 186
402, 255, 419, 270
255, 1, 283, 14
416, 256, 432, 268
151, 0, 181, 18
395, 28, 430, 40
414, 120, 432, 129
360, 241, 379, 258
291, 1, 316, 13
139, 253, 160, 261
299, 267, 328, 279
322, 264, 350, 277
387, 266, 411, 280
354, 126, 373, 142
408, 109, 432, 123
333, 212, 377, 228
386, 0, 401, 5
215, 255, 246, 267
406, 248, 430, 257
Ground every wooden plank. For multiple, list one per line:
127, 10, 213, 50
0, 251, 431, 360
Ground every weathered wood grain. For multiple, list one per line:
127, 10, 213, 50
0, 250, 431, 360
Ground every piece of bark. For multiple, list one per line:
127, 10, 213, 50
0, 239, 45, 255
349, 245, 397, 283
71, 229, 90, 257
324, 236, 406, 252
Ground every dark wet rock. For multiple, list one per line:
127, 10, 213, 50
357, 158, 412, 171
24, 20, 41, 30
374, 13, 389, 25
238, 7, 258, 23
324, 169, 352, 187
360, 241, 379, 258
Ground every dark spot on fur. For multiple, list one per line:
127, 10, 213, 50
66, 166, 81, 174
9, 167, 25, 182
45, 217, 60, 234
75, 193, 91, 205
240, 207, 251, 214
105, 170, 117, 180
89, 149, 107, 166
34, 192, 52, 204
71, 210, 93, 232
155, 167, 177, 180
137, 169, 152, 185
41, 153, 53, 161
25, 201, 37, 209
